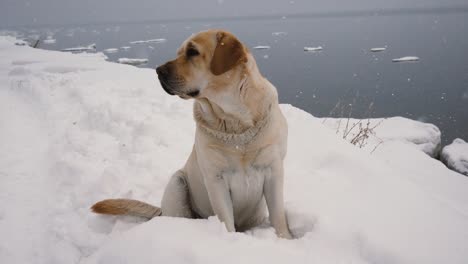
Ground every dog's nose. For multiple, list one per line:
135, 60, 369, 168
156, 65, 170, 78
156, 64, 175, 95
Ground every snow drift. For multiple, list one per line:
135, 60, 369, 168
441, 138, 468, 176
1, 36, 468, 264
321, 117, 441, 157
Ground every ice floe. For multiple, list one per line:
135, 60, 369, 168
130, 38, 166, 44
43, 37, 56, 44
103, 48, 119, 54
272, 32, 287, 36
392, 56, 420, 62
120, 46, 131, 50
61, 43, 96, 53
304, 46, 323, 52
253, 45, 271, 50
117, 58, 148, 66
370, 47, 386, 52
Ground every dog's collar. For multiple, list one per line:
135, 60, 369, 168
197, 111, 270, 147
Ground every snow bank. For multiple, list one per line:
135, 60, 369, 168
1, 35, 468, 264
321, 117, 441, 157
441, 138, 468, 176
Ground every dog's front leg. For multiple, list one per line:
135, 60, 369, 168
204, 172, 235, 232
264, 161, 293, 239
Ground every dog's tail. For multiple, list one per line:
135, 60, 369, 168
91, 199, 162, 219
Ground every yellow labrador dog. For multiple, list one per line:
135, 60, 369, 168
92, 29, 292, 239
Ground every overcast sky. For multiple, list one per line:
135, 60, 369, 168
1, 0, 467, 27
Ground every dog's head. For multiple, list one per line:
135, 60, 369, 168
156, 30, 248, 99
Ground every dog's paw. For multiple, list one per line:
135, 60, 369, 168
278, 230, 294, 240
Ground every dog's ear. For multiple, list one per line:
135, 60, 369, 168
210, 31, 247, 76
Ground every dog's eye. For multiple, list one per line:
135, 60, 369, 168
186, 47, 199, 57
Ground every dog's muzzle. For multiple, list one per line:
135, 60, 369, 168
156, 65, 175, 95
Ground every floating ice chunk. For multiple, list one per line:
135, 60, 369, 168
392, 56, 419, 62
117, 58, 148, 66
120, 46, 131, 50
253, 45, 270, 50
146, 38, 166, 43
272, 32, 287, 36
304, 46, 323, 52
103, 48, 118, 54
441, 138, 468, 176
130, 38, 166, 44
43, 37, 56, 44
43, 39, 56, 44
370, 47, 386, 52
61, 44, 96, 53
130, 40, 146, 44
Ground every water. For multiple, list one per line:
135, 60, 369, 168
4, 13, 468, 145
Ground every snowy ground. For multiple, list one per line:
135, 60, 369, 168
1, 36, 468, 264
321, 117, 441, 157
441, 139, 468, 176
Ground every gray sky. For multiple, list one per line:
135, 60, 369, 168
1, 0, 467, 27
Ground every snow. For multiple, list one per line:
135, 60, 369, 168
304, 46, 323, 52
1, 35, 468, 264
253, 45, 271, 50
14, 39, 28, 46
62, 43, 96, 53
117, 58, 148, 65
103, 48, 118, 54
370, 47, 386, 52
120, 46, 131, 50
392, 56, 419, 62
321, 117, 441, 157
441, 138, 468, 176
129, 38, 166, 44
